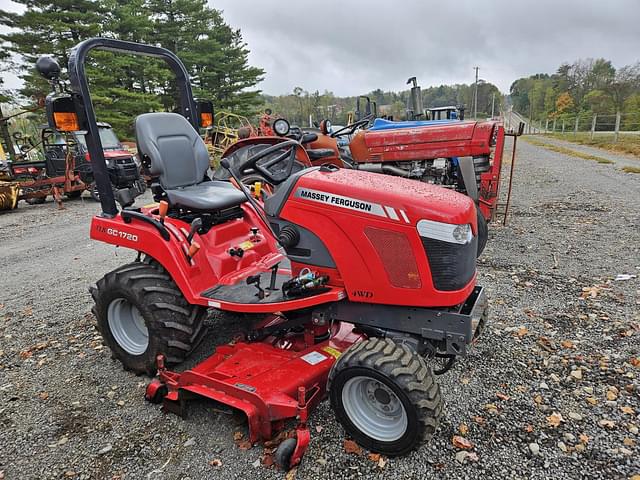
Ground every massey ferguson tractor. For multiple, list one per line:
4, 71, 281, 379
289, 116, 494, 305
37, 38, 489, 470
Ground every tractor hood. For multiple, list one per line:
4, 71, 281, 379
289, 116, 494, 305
349, 120, 495, 162
363, 121, 476, 148
288, 167, 475, 227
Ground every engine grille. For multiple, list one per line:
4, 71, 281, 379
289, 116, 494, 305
365, 227, 421, 289
421, 236, 476, 291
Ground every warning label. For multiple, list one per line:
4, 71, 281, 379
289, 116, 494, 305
322, 346, 342, 359
300, 351, 328, 365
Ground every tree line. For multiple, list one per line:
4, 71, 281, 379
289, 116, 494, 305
0, 0, 264, 137
262, 81, 503, 126
510, 58, 640, 128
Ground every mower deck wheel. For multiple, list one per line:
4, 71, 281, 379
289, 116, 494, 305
90, 258, 207, 375
328, 338, 443, 456
275, 438, 297, 471
145, 380, 168, 404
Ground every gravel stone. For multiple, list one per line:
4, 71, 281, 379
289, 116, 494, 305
1, 138, 639, 479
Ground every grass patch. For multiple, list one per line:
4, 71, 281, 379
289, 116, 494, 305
523, 136, 615, 164
546, 132, 640, 158
622, 166, 640, 174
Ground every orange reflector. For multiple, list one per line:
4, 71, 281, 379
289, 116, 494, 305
53, 112, 80, 132
200, 112, 213, 128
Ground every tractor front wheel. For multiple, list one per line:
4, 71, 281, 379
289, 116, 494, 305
90, 259, 207, 375
328, 338, 443, 456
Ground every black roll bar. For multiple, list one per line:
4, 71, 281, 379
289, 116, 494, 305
67, 38, 197, 217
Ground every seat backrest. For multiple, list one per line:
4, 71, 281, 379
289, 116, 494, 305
135, 112, 209, 189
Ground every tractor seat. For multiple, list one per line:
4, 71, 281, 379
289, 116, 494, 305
164, 181, 246, 211
135, 112, 246, 212
306, 148, 335, 160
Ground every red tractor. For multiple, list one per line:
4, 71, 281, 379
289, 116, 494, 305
37, 38, 488, 469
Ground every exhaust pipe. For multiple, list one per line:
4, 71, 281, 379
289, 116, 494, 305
357, 163, 410, 177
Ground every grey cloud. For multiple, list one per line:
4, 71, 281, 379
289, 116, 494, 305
211, 0, 640, 95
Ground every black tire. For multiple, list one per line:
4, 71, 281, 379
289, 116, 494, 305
275, 438, 297, 470
476, 208, 488, 258
66, 190, 83, 199
89, 182, 100, 202
90, 259, 207, 375
328, 338, 443, 456
26, 196, 46, 205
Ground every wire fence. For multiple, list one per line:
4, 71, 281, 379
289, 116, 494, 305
513, 112, 640, 142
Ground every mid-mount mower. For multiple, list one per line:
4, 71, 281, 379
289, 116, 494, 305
38, 38, 488, 469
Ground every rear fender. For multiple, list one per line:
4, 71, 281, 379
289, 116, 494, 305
90, 215, 211, 304
91, 204, 285, 306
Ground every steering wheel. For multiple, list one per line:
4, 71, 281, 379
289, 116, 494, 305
330, 118, 370, 138
231, 139, 301, 185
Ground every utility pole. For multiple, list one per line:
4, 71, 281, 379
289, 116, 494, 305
473, 66, 479, 119
490, 92, 495, 118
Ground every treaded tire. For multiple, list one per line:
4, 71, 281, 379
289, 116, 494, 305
65, 190, 82, 199
90, 259, 207, 375
328, 338, 443, 456
89, 182, 100, 202
476, 207, 488, 258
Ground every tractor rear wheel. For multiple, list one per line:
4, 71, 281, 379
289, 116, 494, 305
328, 338, 443, 456
26, 196, 46, 205
90, 259, 207, 375
65, 190, 82, 199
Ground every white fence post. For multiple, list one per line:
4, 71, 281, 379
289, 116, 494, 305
590, 115, 597, 140
614, 111, 621, 143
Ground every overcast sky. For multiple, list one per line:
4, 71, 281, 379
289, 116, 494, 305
2, 0, 639, 95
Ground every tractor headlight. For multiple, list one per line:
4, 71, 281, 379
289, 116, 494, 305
417, 219, 473, 245
273, 118, 290, 136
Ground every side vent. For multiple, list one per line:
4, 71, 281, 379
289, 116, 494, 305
364, 227, 421, 289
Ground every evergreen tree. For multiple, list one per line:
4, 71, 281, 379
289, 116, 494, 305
0, 0, 104, 99
0, 0, 265, 137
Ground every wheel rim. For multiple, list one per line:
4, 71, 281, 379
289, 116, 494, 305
107, 298, 148, 355
341, 375, 408, 442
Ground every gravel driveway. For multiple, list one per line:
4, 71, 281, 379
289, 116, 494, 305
0, 137, 638, 480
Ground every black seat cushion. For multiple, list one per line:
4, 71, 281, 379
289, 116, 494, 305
306, 148, 335, 160
165, 180, 246, 211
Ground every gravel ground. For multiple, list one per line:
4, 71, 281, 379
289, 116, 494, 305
0, 137, 639, 480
